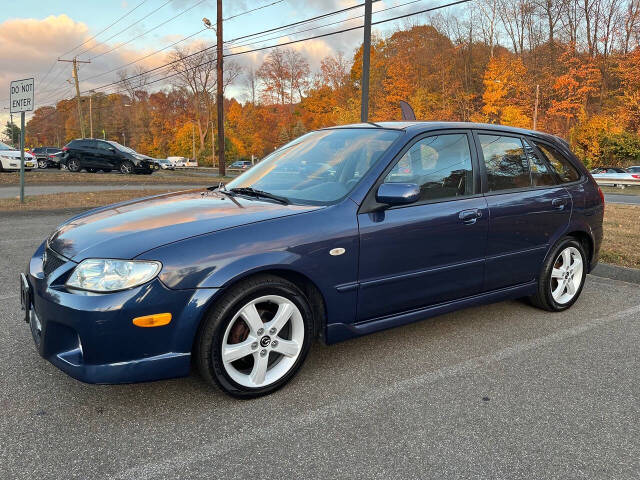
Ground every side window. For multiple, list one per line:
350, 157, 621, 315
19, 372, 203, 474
535, 142, 580, 183
479, 134, 530, 191
96, 142, 111, 151
524, 138, 556, 186
385, 133, 474, 202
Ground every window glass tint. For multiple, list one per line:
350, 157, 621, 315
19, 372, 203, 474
524, 138, 556, 186
479, 135, 530, 191
385, 133, 474, 201
535, 142, 580, 183
96, 142, 112, 151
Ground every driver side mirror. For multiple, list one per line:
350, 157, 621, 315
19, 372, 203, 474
376, 183, 420, 206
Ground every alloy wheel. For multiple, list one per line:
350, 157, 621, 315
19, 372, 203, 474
550, 246, 584, 304
38, 160, 47, 169
120, 162, 133, 174
68, 159, 80, 172
220, 295, 304, 389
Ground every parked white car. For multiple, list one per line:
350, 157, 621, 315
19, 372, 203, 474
167, 156, 188, 167
591, 170, 640, 186
0, 141, 35, 171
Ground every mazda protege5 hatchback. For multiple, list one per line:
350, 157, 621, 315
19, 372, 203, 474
21, 122, 604, 398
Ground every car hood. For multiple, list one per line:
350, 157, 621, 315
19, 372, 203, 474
48, 189, 320, 261
0, 150, 34, 159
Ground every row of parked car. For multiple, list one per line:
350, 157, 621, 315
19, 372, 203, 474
0, 138, 203, 174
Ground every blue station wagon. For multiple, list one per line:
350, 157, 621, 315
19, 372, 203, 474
22, 122, 605, 398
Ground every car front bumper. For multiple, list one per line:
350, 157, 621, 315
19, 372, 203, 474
23, 241, 219, 384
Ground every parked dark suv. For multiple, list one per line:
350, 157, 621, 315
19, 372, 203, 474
61, 139, 155, 174
32, 147, 62, 169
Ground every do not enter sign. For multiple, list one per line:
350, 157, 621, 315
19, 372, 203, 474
10, 78, 34, 113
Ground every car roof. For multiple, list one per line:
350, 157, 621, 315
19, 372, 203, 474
325, 121, 563, 143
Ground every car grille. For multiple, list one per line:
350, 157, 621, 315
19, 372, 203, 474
43, 247, 67, 276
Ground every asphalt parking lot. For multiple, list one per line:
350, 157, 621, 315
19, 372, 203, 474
1, 210, 640, 479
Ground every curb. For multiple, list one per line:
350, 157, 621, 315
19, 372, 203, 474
590, 263, 640, 285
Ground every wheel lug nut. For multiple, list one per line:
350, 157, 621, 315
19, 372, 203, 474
251, 342, 258, 350
271, 340, 278, 347
260, 349, 267, 357
269, 327, 276, 334
257, 328, 264, 335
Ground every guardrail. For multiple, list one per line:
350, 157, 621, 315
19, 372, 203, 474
593, 176, 640, 186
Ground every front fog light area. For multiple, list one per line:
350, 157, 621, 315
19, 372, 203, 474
65, 259, 161, 292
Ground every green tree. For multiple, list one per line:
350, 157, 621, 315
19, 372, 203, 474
3, 121, 20, 147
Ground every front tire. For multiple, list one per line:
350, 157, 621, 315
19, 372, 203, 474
530, 237, 587, 312
195, 275, 313, 398
119, 160, 134, 174
38, 160, 47, 169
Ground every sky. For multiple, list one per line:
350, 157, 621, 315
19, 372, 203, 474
0, 0, 456, 127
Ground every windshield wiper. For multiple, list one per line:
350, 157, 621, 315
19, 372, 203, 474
229, 187, 290, 205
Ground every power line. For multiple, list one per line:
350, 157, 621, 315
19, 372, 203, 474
224, 0, 285, 21
76, 0, 174, 58
94, 0, 473, 99
41, 0, 473, 107
80, 0, 286, 83
89, 0, 208, 61
82, 0, 378, 95
59, 0, 150, 58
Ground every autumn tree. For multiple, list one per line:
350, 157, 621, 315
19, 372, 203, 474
478, 54, 531, 127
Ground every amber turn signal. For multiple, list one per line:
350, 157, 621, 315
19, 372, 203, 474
132, 313, 172, 327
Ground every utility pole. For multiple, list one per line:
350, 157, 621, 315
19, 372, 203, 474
533, 84, 540, 130
211, 122, 216, 167
88, 91, 94, 138
58, 57, 90, 138
216, 0, 225, 176
203, 8, 225, 174
360, 0, 372, 122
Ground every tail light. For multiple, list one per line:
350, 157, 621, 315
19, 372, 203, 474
597, 186, 605, 211
631, 174, 640, 179
62, 146, 69, 151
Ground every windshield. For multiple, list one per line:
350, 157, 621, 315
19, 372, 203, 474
0, 141, 15, 151
108, 141, 136, 154
225, 128, 400, 205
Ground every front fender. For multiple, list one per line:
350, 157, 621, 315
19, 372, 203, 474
139, 201, 361, 328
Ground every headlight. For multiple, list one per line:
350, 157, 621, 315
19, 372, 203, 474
66, 259, 161, 292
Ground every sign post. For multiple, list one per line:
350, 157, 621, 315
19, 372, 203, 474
10, 78, 34, 203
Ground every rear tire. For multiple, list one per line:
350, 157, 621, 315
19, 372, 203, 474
67, 158, 81, 172
195, 275, 313, 398
530, 237, 587, 312
38, 160, 47, 169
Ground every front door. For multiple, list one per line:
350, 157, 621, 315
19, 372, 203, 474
474, 132, 572, 291
356, 131, 488, 322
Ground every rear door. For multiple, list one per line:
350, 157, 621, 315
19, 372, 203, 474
356, 130, 488, 321
474, 131, 572, 291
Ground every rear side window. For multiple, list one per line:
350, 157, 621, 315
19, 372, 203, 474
385, 133, 474, 202
523, 139, 556, 186
478, 134, 530, 191
535, 142, 580, 183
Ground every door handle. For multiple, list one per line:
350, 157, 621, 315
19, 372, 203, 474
552, 198, 567, 209
459, 209, 482, 224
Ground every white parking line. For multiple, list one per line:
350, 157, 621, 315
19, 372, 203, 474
110, 302, 640, 480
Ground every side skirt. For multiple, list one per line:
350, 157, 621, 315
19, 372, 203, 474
325, 281, 537, 344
